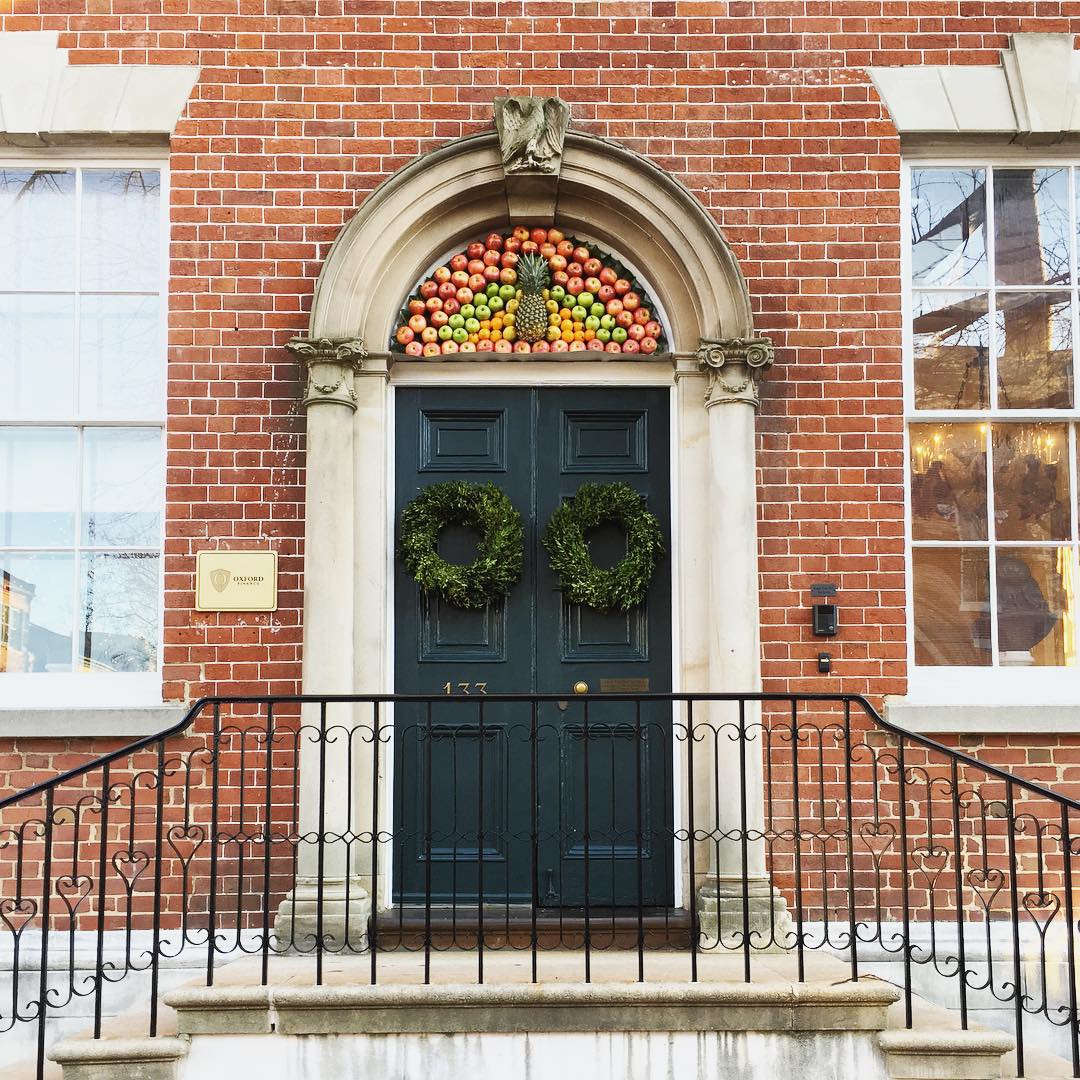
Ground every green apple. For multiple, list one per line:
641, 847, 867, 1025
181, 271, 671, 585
452, 327, 469, 344
488, 295, 504, 312
448, 313, 465, 329
577, 292, 594, 308
465, 317, 481, 333
475, 305, 491, 320
585, 315, 600, 331
499, 283, 517, 300
611, 326, 628, 343
486, 282, 500, 296
590, 303, 605, 318
438, 325, 453, 341
460, 304, 476, 319
595, 327, 611, 343
600, 314, 615, 330
550, 285, 566, 302
571, 305, 588, 321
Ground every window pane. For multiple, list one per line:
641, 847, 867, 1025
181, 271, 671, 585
82, 429, 163, 547
912, 291, 990, 409
996, 547, 1075, 666
0, 294, 76, 418
0, 168, 75, 291
910, 423, 987, 540
913, 547, 991, 666
78, 295, 163, 419
0, 429, 77, 547
995, 167, 1071, 286
78, 552, 159, 672
80, 169, 161, 291
0, 553, 74, 672
996, 292, 1073, 409
911, 168, 987, 287
992, 422, 1070, 541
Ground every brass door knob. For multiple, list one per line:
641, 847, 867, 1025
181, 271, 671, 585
573, 681, 589, 694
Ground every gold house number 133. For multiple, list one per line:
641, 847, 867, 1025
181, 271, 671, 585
443, 682, 488, 695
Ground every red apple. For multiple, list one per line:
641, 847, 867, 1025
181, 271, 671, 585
423, 342, 441, 357
645, 320, 661, 338
521, 240, 539, 255
566, 276, 584, 295
450, 254, 468, 273
549, 255, 567, 273
569, 339, 587, 351
604, 340, 622, 353
622, 292, 640, 311
530, 227, 548, 245
420, 280, 439, 299
505, 236, 522, 254
567, 262, 583, 277
467, 242, 485, 260
451, 270, 470, 289
514, 340, 531, 353
476, 339, 495, 352
408, 298, 426, 316
421, 326, 438, 343
585, 277, 601, 294
616, 310, 634, 328
494, 339, 514, 353
599, 267, 618, 286
551, 338, 570, 352
425, 296, 443, 313
614, 278, 631, 295
499, 267, 518, 285
441, 339, 459, 354
540, 243, 556, 259
552, 270, 569, 287
512, 225, 529, 242
467, 259, 486, 276
622, 338, 640, 354
396, 325, 415, 345
433, 266, 452, 284
605, 298, 623, 315
500, 251, 519, 269
548, 228, 565, 244
430, 308, 448, 326
456, 287, 474, 305
598, 285, 616, 303
483, 264, 501, 281
556, 240, 574, 258
532, 339, 551, 352
438, 281, 457, 300
633, 307, 650, 325
583, 258, 602, 276
627, 323, 646, 341
408, 314, 427, 334
572, 246, 590, 263
640, 337, 658, 354
443, 297, 460, 315
485, 233, 503, 251
483, 249, 501, 266
405, 340, 424, 357
469, 273, 487, 292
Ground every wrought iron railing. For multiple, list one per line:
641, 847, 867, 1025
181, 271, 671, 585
0, 692, 1078, 1077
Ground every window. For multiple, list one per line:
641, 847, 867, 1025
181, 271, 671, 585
905, 162, 1080, 700
0, 164, 166, 705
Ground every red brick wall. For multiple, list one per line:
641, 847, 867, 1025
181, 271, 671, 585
1, 4, 1078, 811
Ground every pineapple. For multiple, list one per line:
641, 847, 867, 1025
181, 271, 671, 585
514, 253, 551, 343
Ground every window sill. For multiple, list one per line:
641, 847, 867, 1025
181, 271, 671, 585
0, 704, 189, 740
885, 697, 1080, 734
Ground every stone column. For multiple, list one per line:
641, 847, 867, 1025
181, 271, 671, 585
275, 336, 371, 950
695, 337, 791, 946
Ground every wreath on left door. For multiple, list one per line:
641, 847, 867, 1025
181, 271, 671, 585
398, 480, 524, 609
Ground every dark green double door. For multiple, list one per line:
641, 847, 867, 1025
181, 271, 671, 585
393, 387, 672, 908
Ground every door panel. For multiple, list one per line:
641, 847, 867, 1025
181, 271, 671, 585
393, 387, 672, 907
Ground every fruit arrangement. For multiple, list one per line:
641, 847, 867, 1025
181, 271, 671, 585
391, 226, 668, 358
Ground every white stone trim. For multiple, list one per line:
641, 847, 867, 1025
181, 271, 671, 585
0, 705, 188, 739
0, 31, 198, 144
885, 698, 1080, 734
870, 33, 1080, 141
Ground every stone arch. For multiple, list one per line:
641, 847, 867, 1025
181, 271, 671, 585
308, 130, 753, 354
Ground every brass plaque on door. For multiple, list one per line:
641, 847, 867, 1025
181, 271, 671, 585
599, 677, 650, 693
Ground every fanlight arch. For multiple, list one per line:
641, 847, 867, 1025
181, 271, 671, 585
309, 130, 754, 354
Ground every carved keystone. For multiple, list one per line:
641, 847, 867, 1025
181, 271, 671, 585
697, 337, 775, 409
494, 96, 571, 224
286, 336, 367, 411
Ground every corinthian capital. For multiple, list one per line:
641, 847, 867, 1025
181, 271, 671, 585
286, 336, 367, 410
697, 337, 775, 408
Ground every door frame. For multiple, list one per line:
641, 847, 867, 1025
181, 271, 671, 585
377, 358, 702, 912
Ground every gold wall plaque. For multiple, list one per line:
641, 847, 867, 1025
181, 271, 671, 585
195, 550, 278, 612
599, 677, 650, 693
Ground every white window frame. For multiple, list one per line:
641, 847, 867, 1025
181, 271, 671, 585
902, 153, 1080, 705
0, 152, 169, 708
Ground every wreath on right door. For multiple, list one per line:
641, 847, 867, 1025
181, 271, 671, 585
542, 482, 664, 613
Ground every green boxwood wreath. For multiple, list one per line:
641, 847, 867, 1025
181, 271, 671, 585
542, 482, 664, 613
399, 481, 524, 609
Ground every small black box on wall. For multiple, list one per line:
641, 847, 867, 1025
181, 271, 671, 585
812, 602, 838, 637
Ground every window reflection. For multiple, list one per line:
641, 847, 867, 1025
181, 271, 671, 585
0, 554, 74, 673
996, 292, 1073, 409
995, 167, 1070, 286
912, 291, 990, 410
909, 423, 987, 540
78, 552, 159, 672
913, 548, 991, 666
992, 422, 1070, 541
0, 169, 75, 291
994, 547, 1074, 666
911, 169, 987, 287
